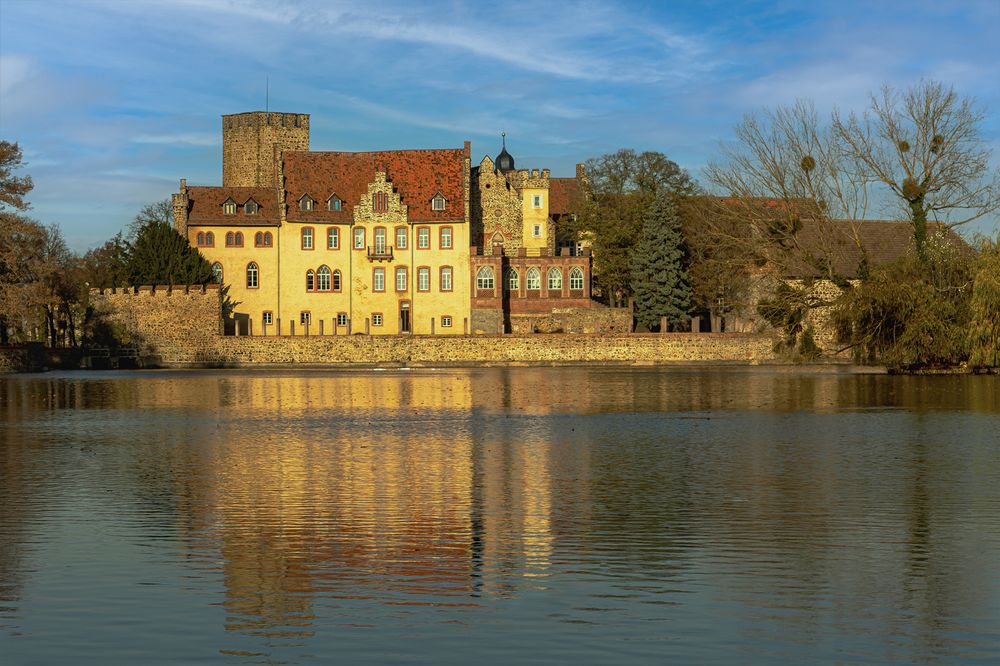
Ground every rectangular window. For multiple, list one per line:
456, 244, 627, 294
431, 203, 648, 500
223, 201, 236, 215
327, 227, 339, 249
395, 226, 407, 250
300, 311, 311, 326
532, 194, 542, 208
395, 267, 407, 292
418, 267, 430, 292
302, 227, 314, 250
441, 315, 452, 328
372, 313, 383, 327
533, 224, 542, 238
263, 311, 273, 326
417, 227, 430, 249
440, 226, 452, 249
440, 266, 452, 292
373, 267, 385, 292
354, 227, 365, 249
374, 227, 387, 254
337, 312, 348, 327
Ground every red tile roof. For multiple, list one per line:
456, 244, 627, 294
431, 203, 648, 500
786, 218, 973, 278
549, 177, 581, 217
186, 186, 279, 225
283, 146, 468, 223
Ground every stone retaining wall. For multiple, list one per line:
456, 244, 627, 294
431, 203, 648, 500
509, 307, 630, 334
158, 333, 776, 367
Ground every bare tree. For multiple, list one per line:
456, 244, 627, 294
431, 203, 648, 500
833, 80, 1000, 260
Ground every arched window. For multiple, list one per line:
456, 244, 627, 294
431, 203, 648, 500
569, 267, 585, 290
476, 266, 494, 290
306, 269, 315, 292
526, 267, 541, 290
506, 268, 519, 291
373, 191, 388, 213
211, 262, 223, 284
246, 262, 258, 289
205, 231, 214, 246
332, 269, 342, 292
225, 231, 235, 246
263, 231, 272, 246
547, 267, 562, 290
254, 231, 263, 246
234, 232, 244, 247
317, 266, 331, 291
196, 231, 205, 245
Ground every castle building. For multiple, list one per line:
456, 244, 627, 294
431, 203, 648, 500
173, 112, 592, 336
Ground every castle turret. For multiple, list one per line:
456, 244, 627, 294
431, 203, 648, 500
222, 112, 310, 188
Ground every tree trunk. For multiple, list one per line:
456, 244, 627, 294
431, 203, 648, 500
911, 197, 928, 263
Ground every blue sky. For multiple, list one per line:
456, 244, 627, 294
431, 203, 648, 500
1, 0, 998, 250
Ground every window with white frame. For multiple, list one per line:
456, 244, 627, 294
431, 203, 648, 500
317, 266, 331, 291
533, 224, 542, 238
374, 227, 387, 254
299, 195, 314, 212
373, 267, 385, 292
440, 227, 452, 249
327, 227, 339, 249
569, 267, 585, 290
300, 311, 311, 325
223, 200, 236, 215
417, 227, 430, 249
418, 267, 430, 291
332, 270, 342, 291
526, 267, 541, 290
263, 311, 273, 326
327, 195, 342, 211
506, 267, 519, 291
396, 227, 407, 249
395, 267, 407, 291
441, 315, 452, 327
244, 199, 258, 215
301, 227, 313, 250
337, 313, 348, 327
532, 194, 542, 208
246, 262, 259, 289
306, 269, 315, 292
372, 313, 383, 326
440, 266, 452, 291
353, 227, 365, 249
548, 267, 562, 290
476, 266, 494, 290
431, 194, 446, 211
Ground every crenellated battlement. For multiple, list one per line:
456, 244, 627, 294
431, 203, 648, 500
93, 284, 220, 296
222, 111, 310, 188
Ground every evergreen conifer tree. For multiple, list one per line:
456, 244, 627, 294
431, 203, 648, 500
127, 221, 213, 286
630, 191, 691, 331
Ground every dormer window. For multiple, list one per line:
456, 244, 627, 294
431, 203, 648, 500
299, 195, 314, 212
327, 195, 342, 212
431, 194, 446, 211
223, 199, 236, 215
244, 199, 259, 215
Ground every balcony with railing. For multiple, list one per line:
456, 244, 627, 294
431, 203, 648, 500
367, 245, 395, 261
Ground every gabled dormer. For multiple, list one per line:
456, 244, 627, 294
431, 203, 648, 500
243, 198, 259, 215
222, 198, 237, 215
327, 193, 342, 211
431, 192, 447, 212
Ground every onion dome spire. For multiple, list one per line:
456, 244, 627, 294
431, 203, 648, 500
495, 131, 514, 173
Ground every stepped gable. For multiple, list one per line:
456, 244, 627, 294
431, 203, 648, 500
186, 186, 279, 225
549, 177, 580, 217
785, 219, 972, 278
283, 147, 467, 223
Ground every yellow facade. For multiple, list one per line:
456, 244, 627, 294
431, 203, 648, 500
185, 174, 471, 336
521, 186, 549, 251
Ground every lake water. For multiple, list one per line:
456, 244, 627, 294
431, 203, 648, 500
1, 367, 998, 664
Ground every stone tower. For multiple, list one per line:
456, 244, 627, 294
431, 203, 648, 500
221, 112, 310, 188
